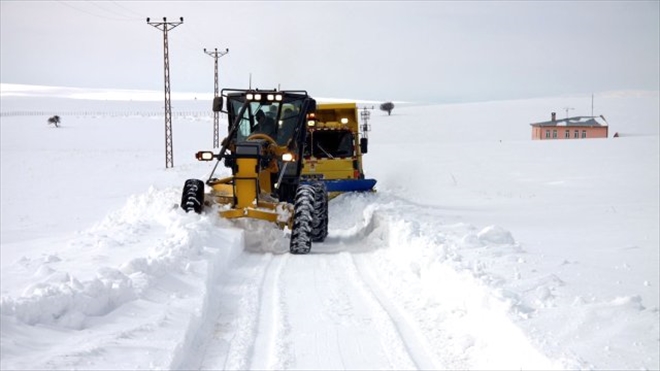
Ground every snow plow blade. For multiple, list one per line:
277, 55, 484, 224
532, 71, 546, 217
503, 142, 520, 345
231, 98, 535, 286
316, 178, 377, 193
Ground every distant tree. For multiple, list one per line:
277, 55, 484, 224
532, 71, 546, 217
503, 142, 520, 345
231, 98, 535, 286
47, 115, 61, 128
380, 102, 394, 116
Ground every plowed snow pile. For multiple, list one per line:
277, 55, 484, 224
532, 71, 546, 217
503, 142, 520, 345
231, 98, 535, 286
1, 85, 658, 370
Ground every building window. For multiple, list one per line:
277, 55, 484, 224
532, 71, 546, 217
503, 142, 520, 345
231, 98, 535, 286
574, 130, 579, 138
545, 130, 550, 138
565, 130, 570, 138
553, 130, 557, 138
582, 130, 587, 138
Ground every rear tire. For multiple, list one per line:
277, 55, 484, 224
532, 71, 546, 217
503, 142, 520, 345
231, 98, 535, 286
290, 184, 314, 254
310, 182, 328, 242
181, 179, 205, 213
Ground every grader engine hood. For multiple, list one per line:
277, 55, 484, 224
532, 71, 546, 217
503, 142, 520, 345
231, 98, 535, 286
231, 139, 278, 175
235, 140, 264, 156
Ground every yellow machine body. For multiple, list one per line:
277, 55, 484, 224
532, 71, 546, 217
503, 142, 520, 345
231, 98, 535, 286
303, 102, 363, 180
205, 162, 294, 228
181, 89, 324, 254
302, 102, 375, 198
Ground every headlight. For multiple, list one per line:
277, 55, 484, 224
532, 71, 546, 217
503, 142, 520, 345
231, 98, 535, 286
275, 94, 283, 101
246, 93, 253, 100
254, 94, 262, 100
340, 118, 349, 124
307, 120, 316, 127
282, 153, 294, 162
196, 151, 215, 161
267, 94, 274, 101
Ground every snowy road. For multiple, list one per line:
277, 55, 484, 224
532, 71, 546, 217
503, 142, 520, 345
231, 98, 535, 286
166, 192, 566, 370
177, 194, 438, 370
189, 251, 436, 370
189, 252, 428, 370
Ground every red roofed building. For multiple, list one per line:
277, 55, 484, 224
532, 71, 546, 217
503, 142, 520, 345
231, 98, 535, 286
531, 112, 609, 140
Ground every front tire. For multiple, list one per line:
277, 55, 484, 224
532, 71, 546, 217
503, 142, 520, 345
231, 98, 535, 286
290, 184, 314, 254
310, 182, 328, 242
181, 179, 205, 213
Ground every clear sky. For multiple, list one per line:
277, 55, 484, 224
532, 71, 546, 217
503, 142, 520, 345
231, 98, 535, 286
1, 1, 658, 103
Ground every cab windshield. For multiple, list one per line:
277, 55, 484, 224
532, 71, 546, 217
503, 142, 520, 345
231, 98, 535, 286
228, 97, 305, 146
304, 130, 355, 159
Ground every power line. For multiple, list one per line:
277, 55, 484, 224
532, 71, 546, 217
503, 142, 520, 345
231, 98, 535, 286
182, 22, 208, 48
84, 0, 138, 20
56, 1, 135, 21
148, 17, 184, 169
110, 1, 146, 18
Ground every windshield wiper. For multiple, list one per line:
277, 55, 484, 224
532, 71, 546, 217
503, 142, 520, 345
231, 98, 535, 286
317, 143, 334, 159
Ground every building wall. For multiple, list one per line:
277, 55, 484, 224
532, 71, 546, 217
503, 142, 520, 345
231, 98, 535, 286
532, 126, 608, 140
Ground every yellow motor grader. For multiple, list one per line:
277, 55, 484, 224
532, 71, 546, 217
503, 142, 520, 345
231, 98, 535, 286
301, 102, 377, 199
180, 88, 327, 254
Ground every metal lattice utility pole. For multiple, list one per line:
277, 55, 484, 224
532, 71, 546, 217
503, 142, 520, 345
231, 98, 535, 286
204, 47, 229, 148
147, 17, 183, 168
359, 106, 374, 140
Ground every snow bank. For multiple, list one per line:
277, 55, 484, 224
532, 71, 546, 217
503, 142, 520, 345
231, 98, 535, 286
1, 185, 246, 369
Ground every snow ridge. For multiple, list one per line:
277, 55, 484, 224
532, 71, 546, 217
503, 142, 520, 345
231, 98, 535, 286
1, 187, 245, 369
330, 192, 580, 369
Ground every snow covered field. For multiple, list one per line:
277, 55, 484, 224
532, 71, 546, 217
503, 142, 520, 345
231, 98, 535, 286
1, 84, 658, 370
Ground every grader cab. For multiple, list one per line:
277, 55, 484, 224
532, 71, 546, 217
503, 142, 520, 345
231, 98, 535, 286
180, 89, 328, 254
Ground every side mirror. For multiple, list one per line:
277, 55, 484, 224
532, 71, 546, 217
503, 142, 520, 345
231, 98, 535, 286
360, 138, 368, 154
307, 99, 316, 114
212, 96, 223, 112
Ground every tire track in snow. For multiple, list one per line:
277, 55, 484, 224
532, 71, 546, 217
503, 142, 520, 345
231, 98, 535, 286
248, 253, 288, 370
193, 252, 274, 370
275, 252, 425, 370
351, 253, 442, 370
